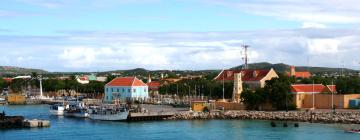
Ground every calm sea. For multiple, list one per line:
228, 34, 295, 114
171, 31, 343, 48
0, 105, 359, 140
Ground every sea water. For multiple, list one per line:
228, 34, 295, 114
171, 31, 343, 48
0, 105, 359, 140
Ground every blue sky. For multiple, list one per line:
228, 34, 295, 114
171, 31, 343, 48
0, 0, 359, 72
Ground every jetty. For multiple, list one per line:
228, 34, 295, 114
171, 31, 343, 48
127, 104, 187, 121
128, 111, 176, 121
0, 111, 50, 129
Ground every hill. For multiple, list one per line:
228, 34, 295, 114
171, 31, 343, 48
0, 66, 48, 76
231, 62, 357, 74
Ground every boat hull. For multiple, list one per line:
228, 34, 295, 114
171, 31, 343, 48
64, 112, 89, 118
49, 109, 64, 116
89, 112, 129, 121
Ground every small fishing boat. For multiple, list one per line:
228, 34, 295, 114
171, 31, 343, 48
345, 129, 360, 134
49, 104, 65, 115
64, 102, 89, 118
88, 105, 129, 121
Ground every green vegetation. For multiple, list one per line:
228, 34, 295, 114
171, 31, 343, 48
264, 75, 294, 110
0, 78, 8, 89
159, 77, 234, 99
241, 75, 295, 111
240, 88, 266, 110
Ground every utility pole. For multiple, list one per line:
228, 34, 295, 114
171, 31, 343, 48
331, 80, 334, 109
222, 72, 225, 101
312, 80, 315, 109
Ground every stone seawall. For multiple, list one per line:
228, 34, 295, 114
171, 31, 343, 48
165, 111, 360, 124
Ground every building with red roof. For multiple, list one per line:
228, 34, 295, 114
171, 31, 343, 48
214, 68, 278, 89
3, 78, 12, 83
290, 84, 340, 109
288, 66, 311, 79
290, 84, 337, 94
104, 77, 148, 103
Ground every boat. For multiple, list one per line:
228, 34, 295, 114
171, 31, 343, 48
88, 105, 129, 121
64, 102, 89, 118
345, 129, 360, 134
49, 104, 65, 115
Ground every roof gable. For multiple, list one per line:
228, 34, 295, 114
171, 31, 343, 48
291, 84, 336, 93
214, 69, 272, 81
106, 77, 147, 87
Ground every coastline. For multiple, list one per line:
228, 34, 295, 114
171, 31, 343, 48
165, 110, 360, 124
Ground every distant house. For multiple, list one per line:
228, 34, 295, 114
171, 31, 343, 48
3, 78, 12, 83
76, 76, 89, 84
288, 66, 311, 79
87, 74, 97, 81
104, 77, 148, 103
146, 75, 161, 97
214, 68, 278, 89
147, 81, 161, 97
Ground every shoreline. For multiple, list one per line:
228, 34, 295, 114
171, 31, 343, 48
164, 110, 360, 124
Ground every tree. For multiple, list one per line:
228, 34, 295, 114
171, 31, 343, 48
263, 75, 294, 110
241, 88, 266, 110
0, 78, 7, 89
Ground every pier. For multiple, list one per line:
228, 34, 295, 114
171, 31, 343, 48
0, 111, 50, 129
127, 104, 187, 121
128, 111, 176, 121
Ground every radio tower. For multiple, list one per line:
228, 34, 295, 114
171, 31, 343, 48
242, 45, 250, 69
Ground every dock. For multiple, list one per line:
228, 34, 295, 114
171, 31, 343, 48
127, 104, 187, 121
128, 111, 175, 121
0, 112, 50, 129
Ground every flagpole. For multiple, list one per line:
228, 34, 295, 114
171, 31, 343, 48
312, 80, 315, 109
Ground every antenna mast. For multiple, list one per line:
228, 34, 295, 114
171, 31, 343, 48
242, 44, 250, 70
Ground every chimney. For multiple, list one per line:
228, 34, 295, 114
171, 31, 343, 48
290, 66, 296, 76
253, 70, 258, 78
147, 74, 152, 83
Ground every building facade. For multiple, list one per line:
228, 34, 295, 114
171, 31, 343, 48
214, 68, 279, 89
288, 66, 311, 79
104, 77, 148, 103
290, 84, 337, 108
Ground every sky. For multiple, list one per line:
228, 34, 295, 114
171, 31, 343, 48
0, 0, 360, 72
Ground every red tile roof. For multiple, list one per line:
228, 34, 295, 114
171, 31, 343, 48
291, 84, 336, 93
214, 69, 271, 81
147, 81, 161, 87
3, 78, 12, 83
106, 77, 147, 87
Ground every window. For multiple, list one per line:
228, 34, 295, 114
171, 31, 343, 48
133, 89, 136, 93
106, 88, 108, 92
106, 96, 108, 100
128, 89, 131, 93
111, 88, 113, 92
122, 88, 125, 92
117, 88, 119, 92
144, 88, 147, 92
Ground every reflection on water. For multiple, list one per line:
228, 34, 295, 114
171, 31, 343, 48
1, 105, 360, 140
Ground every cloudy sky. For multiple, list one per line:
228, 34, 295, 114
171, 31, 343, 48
1, 0, 359, 72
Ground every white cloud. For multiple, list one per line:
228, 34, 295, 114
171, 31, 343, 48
307, 39, 341, 55
2, 28, 360, 71
302, 22, 327, 29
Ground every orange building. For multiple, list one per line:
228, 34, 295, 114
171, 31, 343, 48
291, 84, 360, 109
288, 66, 311, 79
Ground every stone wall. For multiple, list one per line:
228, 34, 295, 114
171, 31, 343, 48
166, 110, 360, 124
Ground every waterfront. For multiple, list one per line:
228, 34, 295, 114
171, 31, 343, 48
0, 105, 359, 140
